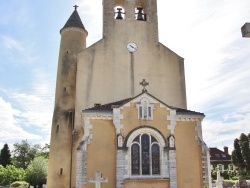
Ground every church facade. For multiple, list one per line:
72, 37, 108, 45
47, 0, 211, 187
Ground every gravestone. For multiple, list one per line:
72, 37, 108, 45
89, 171, 108, 188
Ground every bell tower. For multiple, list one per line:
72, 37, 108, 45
103, 0, 158, 43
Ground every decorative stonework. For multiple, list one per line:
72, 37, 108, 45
113, 108, 124, 134
76, 136, 91, 188
194, 121, 212, 188
169, 150, 177, 188
116, 150, 126, 188
195, 121, 203, 139
176, 115, 204, 122
83, 114, 112, 120
167, 110, 176, 135
83, 117, 93, 143
124, 127, 168, 179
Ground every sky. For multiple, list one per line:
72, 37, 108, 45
0, 0, 250, 154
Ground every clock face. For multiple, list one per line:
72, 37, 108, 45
127, 42, 138, 52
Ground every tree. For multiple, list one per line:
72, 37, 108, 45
232, 138, 245, 171
0, 144, 11, 167
231, 133, 250, 174
12, 140, 41, 169
0, 165, 25, 186
25, 156, 48, 188
36, 143, 50, 159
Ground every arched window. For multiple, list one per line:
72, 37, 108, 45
137, 98, 153, 120
131, 133, 160, 175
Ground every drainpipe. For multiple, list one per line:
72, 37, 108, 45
69, 110, 75, 188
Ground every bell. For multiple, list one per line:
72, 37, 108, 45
136, 7, 144, 21
116, 8, 123, 20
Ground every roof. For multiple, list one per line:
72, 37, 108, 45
84, 97, 134, 113
60, 9, 86, 33
83, 92, 204, 116
210, 147, 231, 161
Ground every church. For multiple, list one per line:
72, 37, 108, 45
47, 0, 212, 187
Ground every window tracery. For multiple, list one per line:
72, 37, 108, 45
131, 133, 160, 175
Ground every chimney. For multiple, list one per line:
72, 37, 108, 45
224, 146, 228, 154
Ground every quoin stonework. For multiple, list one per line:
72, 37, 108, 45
47, 0, 212, 188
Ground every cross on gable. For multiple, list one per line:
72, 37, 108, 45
140, 79, 149, 92
89, 171, 108, 188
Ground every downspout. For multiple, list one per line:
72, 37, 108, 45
69, 110, 75, 188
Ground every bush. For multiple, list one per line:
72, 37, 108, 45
0, 165, 25, 186
223, 180, 235, 187
10, 181, 29, 188
232, 176, 240, 180
25, 157, 48, 187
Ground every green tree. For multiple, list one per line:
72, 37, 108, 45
0, 165, 25, 186
12, 140, 41, 169
231, 133, 250, 174
25, 156, 48, 188
36, 144, 50, 159
0, 144, 11, 167
232, 138, 245, 171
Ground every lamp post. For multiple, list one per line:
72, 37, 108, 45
241, 23, 250, 37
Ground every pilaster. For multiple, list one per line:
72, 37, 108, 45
116, 149, 126, 188
169, 150, 177, 188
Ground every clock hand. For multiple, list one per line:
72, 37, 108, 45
130, 45, 137, 49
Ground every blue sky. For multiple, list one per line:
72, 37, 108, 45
0, 0, 250, 153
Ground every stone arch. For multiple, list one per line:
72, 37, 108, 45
124, 126, 167, 148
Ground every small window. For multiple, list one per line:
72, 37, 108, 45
137, 98, 153, 120
228, 164, 234, 171
221, 154, 226, 158
215, 154, 220, 158
217, 164, 224, 171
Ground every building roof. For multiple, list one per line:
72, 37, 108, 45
210, 147, 231, 161
60, 9, 86, 33
83, 91, 204, 116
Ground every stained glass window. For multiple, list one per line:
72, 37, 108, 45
141, 134, 150, 174
131, 133, 160, 176
152, 144, 160, 174
131, 144, 140, 174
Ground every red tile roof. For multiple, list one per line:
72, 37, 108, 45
210, 147, 231, 161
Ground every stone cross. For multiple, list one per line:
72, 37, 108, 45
140, 79, 149, 92
89, 171, 108, 188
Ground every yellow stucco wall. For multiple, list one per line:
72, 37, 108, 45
85, 119, 116, 188
175, 121, 203, 188
120, 103, 171, 136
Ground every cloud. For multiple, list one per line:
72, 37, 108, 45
1, 35, 24, 51
76, 0, 102, 46
203, 102, 250, 153
0, 97, 41, 144
0, 68, 54, 148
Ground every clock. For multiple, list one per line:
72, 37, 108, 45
127, 42, 138, 52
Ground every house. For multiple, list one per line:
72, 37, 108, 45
210, 147, 234, 171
